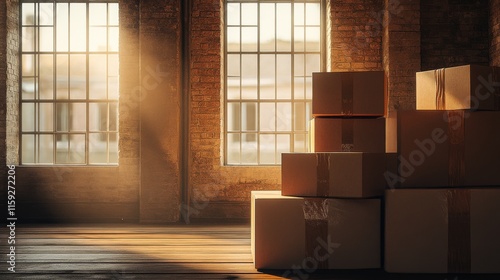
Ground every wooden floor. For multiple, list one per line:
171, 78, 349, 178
0, 223, 499, 279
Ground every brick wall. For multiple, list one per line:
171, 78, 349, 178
421, 0, 490, 70
383, 0, 420, 112
330, 0, 384, 71
491, 0, 500, 66
139, 0, 182, 223
188, 0, 281, 221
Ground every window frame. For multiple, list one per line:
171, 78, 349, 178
223, 0, 327, 166
19, 0, 120, 166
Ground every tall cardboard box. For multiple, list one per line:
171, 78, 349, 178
309, 117, 386, 153
395, 110, 500, 188
416, 65, 500, 111
251, 191, 381, 270
312, 71, 386, 116
385, 188, 500, 273
281, 152, 389, 198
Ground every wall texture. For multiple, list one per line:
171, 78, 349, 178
492, 0, 500, 66
330, 0, 384, 71
421, 0, 490, 70
1, 0, 499, 222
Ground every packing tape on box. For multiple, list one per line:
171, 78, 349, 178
341, 119, 354, 152
434, 68, 446, 110
446, 189, 471, 273
316, 154, 330, 196
303, 198, 329, 269
341, 73, 354, 115
447, 111, 465, 186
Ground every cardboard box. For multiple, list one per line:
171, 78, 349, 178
309, 117, 386, 153
416, 65, 500, 111
312, 71, 386, 116
385, 188, 500, 273
395, 110, 500, 188
251, 191, 381, 270
281, 152, 390, 198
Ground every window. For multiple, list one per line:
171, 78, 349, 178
20, 1, 119, 165
225, 0, 324, 165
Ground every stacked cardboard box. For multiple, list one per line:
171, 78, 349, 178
385, 65, 500, 273
252, 71, 389, 270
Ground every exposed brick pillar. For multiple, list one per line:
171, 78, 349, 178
1, 0, 19, 166
383, 0, 420, 112
330, 0, 384, 71
491, 0, 500, 66
139, 0, 182, 223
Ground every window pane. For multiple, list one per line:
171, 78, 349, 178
276, 3, 291, 52
294, 27, 305, 52
70, 103, 87, 132
56, 103, 68, 132
39, 54, 54, 99
260, 54, 275, 100
69, 134, 86, 164
276, 55, 291, 99
226, 133, 241, 164
241, 3, 257, 25
70, 54, 86, 99
294, 133, 307, 153
294, 102, 306, 131
39, 3, 54, 25
22, 55, 35, 77
260, 134, 276, 164
89, 54, 107, 99
89, 133, 107, 164
109, 3, 119, 26
39, 103, 54, 132
22, 135, 35, 164
22, 77, 37, 100
241, 134, 257, 164
40, 27, 54, 52
109, 103, 118, 131
56, 134, 69, 163
277, 103, 292, 131
241, 102, 257, 131
227, 3, 240, 25
56, 54, 69, 99
22, 103, 35, 132
241, 27, 257, 52
227, 77, 240, 100
227, 102, 241, 132
56, 3, 69, 52
276, 134, 291, 164
227, 27, 240, 52
259, 3, 275, 52
109, 27, 119, 52
39, 134, 54, 164
22, 27, 35, 52
109, 133, 118, 163
108, 54, 119, 77
241, 54, 257, 99
70, 3, 87, 52
22, 3, 35, 25
260, 103, 275, 132
90, 3, 107, 26
294, 3, 305, 26
90, 27, 107, 52
306, 3, 321, 25
89, 103, 105, 131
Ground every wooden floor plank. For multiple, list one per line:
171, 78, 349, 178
2, 224, 498, 280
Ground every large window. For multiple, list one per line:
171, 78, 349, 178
225, 0, 324, 165
20, 1, 119, 165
